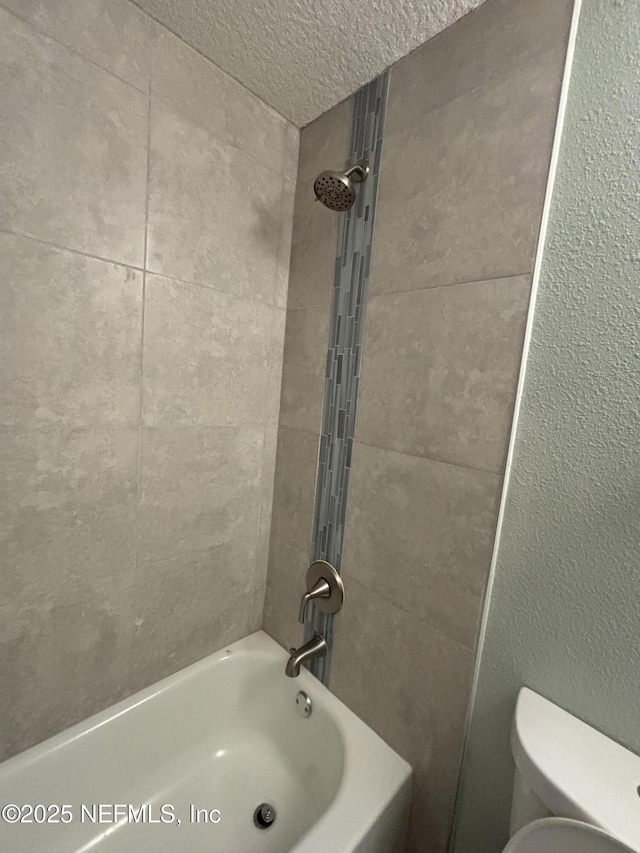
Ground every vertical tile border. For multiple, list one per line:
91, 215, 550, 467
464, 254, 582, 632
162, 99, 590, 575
305, 71, 389, 683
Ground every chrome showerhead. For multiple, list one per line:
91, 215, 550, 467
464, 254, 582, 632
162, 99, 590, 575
313, 159, 370, 211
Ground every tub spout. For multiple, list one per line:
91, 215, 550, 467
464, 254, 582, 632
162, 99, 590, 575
285, 634, 327, 678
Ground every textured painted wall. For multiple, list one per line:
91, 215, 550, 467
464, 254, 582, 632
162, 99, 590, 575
453, 1, 640, 850
0, 0, 297, 760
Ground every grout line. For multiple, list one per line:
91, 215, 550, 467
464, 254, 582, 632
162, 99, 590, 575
133, 89, 153, 636
353, 437, 504, 478
0, 425, 139, 433
143, 97, 153, 277
344, 571, 477, 655
367, 271, 534, 303
136, 422, 270, 432
285, 300, 333, 315
12, 566, 138, 607
143, 268, 286, 312
137, 533, 265, 572
0, 228, 145, 272
0, 1, 149, 96
275, 422, 322, 441
0, 423, 280, 434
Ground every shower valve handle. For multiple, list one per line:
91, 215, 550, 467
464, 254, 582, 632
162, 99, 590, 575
298, 561, 345, 624
298, 578, 331, 624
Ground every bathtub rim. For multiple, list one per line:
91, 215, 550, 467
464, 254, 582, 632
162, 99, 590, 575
0, 630, 412, 852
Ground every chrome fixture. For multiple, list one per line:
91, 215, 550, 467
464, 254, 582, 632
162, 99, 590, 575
295, 691, 312, 718
298, 560, 345, 624
313, 159, 370, 211
285, 634, 327, 678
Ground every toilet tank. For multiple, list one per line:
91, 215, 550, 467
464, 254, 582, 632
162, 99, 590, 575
509, 688, 640, 851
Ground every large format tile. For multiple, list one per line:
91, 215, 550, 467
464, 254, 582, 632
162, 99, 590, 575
0, 234, 143, 429
150, 28, 289, 175
356, 277, 531, 473
142, 275, 277, 428
146, 100, 284, 305
331, 577, 474, 853
0, 573, 135, 761
0, 10, 147, 265
132, 538, 257, 689
137, 426, 264, 564
0, 428, 138, 607
0, 0, 156, 92
279, 306, 331, 433
286, 97, 351, 311
371, 58, 561, 296
342, 442, 501, 648
263, 533, 309, 652
388, 0, 573, 119
270, 426, 319, 550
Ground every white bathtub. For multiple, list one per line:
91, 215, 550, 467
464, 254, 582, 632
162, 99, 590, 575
0, 631, 411, 852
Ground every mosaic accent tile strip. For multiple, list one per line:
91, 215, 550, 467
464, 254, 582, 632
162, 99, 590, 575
305, 71, 389, 683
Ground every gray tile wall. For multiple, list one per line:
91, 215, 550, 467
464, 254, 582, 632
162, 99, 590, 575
263, 98, 352, 650
332, 0, 574, 850
265, 0, 573, 850
0, 1, 297, 760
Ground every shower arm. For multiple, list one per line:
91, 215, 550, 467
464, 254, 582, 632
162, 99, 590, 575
344, 159, 370, 183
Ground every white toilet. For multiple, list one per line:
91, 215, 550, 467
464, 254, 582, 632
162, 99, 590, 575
503, 688, 640, 852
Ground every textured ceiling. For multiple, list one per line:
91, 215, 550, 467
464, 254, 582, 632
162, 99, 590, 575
133, 0, 488, 126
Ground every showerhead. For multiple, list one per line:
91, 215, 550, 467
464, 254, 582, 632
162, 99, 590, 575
313, 159, 370, 211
